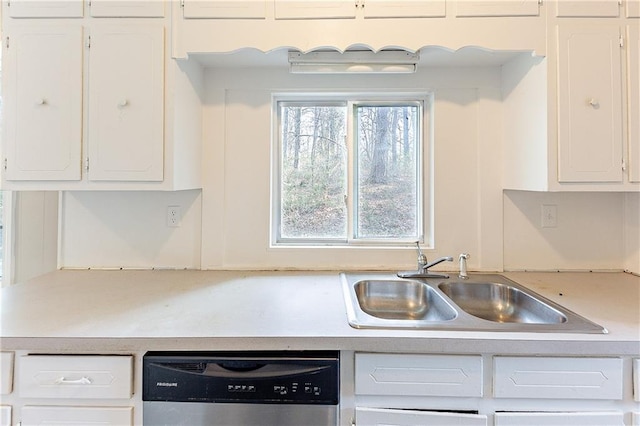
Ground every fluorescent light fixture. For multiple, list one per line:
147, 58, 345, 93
288, 50, 419, 74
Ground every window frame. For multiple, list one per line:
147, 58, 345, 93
271, 91, 433, 248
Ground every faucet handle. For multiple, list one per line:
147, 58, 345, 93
415, 241, 427, 267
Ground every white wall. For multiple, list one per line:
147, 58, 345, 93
503, 191, 626, 271
624, 193, 640, 274
56, 60, 636, 273
59, 190, 202, 269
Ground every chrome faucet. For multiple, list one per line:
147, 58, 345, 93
397, 242, 453, 279
458, 253, 470, 279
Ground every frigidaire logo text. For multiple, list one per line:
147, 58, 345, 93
156, 382, 178, 387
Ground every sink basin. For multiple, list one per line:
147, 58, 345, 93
354, 280, 456, 321
340, 272, 606, 333
438, 281, 567, 324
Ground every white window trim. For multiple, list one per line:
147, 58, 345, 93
270, 91, 434, 249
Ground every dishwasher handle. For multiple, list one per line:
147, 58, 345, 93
204, 363, 330, 379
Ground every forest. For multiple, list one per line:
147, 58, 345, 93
279, 102, 420, 241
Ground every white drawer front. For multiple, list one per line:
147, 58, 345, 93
19, 355, 133, 399
22, 406, 132, 426
632, 412, 640, 426
0, 406, 11, 426
355, 353, 483, 397
0, 352, 14, 395
495, 411, 624, 425
634, 358, 639, 402
356, 407, 487, 425
494, 357, 623, 400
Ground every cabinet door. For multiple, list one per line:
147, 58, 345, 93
629, 25, 640, 183
494, 412, 624, 425
4, 25, 83, 181
356, 407, 487, 425
556, 0, 620, 17
455, 0, 539, 17
89, 0, 164, 17
363, 0, 445, 18
0, 353, 13, 395
7, 0, 83, 17
557, 24, 623, 183
87, 24, 164, 181
274, 0, 356, 19
21, 406, 132, 426
629, 0, 640, 17
183, 0, 266, 18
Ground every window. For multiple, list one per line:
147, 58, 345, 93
272, 93, 431, 246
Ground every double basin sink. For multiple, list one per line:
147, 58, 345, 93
341, 273, 605, 333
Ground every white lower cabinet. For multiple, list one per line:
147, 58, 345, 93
22, 406, 132, 426
633, 412, 640, 426
494, 412, 624, 425
356, 407, 487, 426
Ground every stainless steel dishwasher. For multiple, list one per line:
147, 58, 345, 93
143, 351, 339, 426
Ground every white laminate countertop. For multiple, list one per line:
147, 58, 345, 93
0, 270, 638, 355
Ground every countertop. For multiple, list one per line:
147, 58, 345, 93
1, 270, 638, 355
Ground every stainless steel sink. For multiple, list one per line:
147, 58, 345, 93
341, 273, 606, 333
354, 280, 456, 321
438, 281, 567, 324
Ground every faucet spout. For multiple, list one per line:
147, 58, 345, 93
422, 256, 454, 272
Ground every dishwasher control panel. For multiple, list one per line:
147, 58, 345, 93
143, 351, 339, 405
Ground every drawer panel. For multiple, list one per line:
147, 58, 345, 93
22, 406, 132, 426
19, 355, 133, 399
494, 357, 623, 400
634, 359, 639, 402
0, 352, 14, 395
495, 412, 624, 425
355, 353, 482, 397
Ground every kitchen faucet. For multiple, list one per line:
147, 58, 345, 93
397, 242, 453, 279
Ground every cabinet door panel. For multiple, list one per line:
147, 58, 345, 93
0, 406, 10, 426
455, 0, 539, 17
21, 406, 132, 426
363, 0, 445, 18
556, 0, 620, 17
0, 352, 13, 395
90, 0, 164, 17
356, 353, 483, 397
557, 25, 623, 182
629, 25, 640, 183
183, 0, 266, 18
356, 407, 487, 425
88, 24, 164, 181
4, 25, 83, 181
629, 0, 640, 17
494, 356, 623, 399
7, 0, 83, 17
495, 412, 624, 425
274, 0, 356, 19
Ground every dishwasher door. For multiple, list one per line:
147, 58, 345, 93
142, 351, 340, 426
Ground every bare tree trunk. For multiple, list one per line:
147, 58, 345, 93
403, 106, 410, 163
293, 108, 301, 170
369, 107, 391, 184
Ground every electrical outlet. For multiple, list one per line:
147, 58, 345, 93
541, 204, 557, 228
167, 205, 181, 227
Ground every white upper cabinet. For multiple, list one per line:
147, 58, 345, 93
556, 24, 623, 183
274, 0, 445, 19
87, 24, 165, 181
89, 0, 165, 17
556, 0, 620, 17
629, 24, 640, 183
456, 0, 540, 17
274, 0, 356, 19
183, 0, 267, 18
3, 25, 83, 181
7, 0, 83, 18
362, 0, 445, 18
